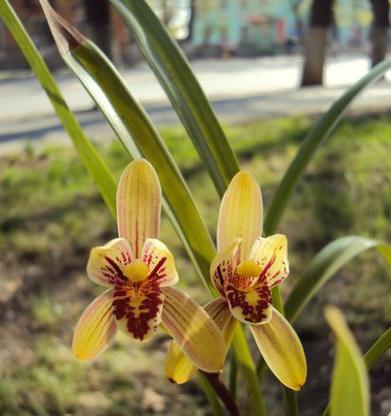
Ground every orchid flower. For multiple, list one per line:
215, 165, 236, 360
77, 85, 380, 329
72, 159, 225, 374
166, 171, 307, 390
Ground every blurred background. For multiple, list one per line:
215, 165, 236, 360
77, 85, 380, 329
0, 1, 390, 415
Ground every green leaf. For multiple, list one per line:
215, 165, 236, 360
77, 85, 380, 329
285, 236, 390, 323
377, 245, 391, 276
38, 0, 215, 292
264, 59, 391, 236
0, 0, 116, 216
322, 327, 391, 416
109, 0, 240, 196
232, 327, 266, 416
364, 327, 391, 370
325, 307, 369, 416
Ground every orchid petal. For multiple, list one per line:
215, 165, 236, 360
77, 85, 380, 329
249, 234, 289, 288
210, 239, 241, 297
161, 287, 225, 373
203, 298, 236, 345
112, 280, 164, 341
225, 274, 272, 325
72, 288, 117, 360
117, 159, 161, 258
217, 171, 263, 260
250, 307, 307, 391
142, 238, 178, 287
87, 238, 132, 286
164, 298, 234, 384
164, 341, 198, 384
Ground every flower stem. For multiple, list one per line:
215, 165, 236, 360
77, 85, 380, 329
229, 354, 238, 400
232, 327, 266, 416
200, 371, 241, 416
284, 389, 298, 416
197, 373, 225, 416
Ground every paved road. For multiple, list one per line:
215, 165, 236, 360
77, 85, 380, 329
1, 54, 391, 153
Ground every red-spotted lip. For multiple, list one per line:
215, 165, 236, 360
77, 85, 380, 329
224, 279, 272, 324
100, 246, 172, 341
221, 265, 273, 324
112, 279, 164, 341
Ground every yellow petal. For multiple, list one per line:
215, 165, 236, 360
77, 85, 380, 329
112, 280, 164, 341
165, 341, 198, 384
204, 298, 236, 345
164, 298, 234, 384
250, 307, 307, 391
117, 159, 161, 258
161, 287, 225, 373
142, 238, 178, 287
217, 171, 263, 260
210, 239, 241, 297
87, 238, 132, 286
72, 289, 117, 360
249, 234, 289, 289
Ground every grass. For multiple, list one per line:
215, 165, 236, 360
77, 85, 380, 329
0, 114, 390, 415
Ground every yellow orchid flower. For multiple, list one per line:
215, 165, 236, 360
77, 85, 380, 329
166, 171, 307, 390
73, 159, 225, 374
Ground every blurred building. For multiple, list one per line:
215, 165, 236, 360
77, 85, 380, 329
0, 0, 377, 69
190, 0, 373, 56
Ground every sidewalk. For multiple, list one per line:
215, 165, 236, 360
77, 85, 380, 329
1, 54, 391, 152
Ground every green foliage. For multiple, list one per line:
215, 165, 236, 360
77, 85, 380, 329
285, 236, 390, 323
1, 0, 391, 414
264, 60, 391, 237
326, 307, 369, 416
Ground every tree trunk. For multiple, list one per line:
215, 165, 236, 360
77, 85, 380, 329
84, 0, 112, 59
369, 0, 389, 67
185, 0, 196, 42
301, 0, 335, 87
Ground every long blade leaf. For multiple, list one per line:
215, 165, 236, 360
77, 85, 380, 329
364, 327, 391, 369
285, 236, 390, 323
326, 307, 369, 416
109, 0, 240, 196
322, 326, 391, 416
264, 59, 391, 236
0, 0, 116, 216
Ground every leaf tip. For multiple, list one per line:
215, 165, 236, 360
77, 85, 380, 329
38, 0, 85, 55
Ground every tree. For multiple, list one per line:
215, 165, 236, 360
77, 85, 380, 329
369, 0, 390, 67
185, 0, 196, 42
301, 0, 390, 87
84, 0, 112, 59
301, 0, 335, 86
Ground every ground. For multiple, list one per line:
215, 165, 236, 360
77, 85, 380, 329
0, 114, 390, 416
